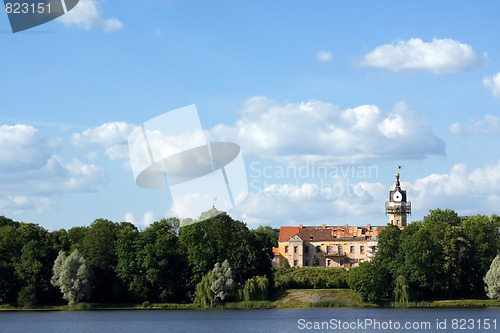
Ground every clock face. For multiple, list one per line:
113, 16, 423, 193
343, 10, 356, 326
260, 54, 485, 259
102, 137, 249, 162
393, 191, 402, 202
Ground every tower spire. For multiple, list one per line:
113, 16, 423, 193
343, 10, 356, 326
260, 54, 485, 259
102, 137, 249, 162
385, 171, 411, 229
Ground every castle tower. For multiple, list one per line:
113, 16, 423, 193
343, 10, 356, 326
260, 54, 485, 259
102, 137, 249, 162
385, 173, 411, 228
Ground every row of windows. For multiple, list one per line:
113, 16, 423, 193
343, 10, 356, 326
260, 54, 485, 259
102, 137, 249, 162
285, 245, 365, 254
291, 258, 365, 267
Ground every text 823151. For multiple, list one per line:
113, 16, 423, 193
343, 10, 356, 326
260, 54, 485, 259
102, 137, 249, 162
5, 2, 51, 14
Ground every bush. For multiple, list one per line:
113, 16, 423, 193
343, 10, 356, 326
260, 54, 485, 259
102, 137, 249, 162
17, 285, 36, 308
273, 267, 349, 289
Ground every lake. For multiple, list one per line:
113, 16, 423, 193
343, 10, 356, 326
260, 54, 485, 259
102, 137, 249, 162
0, 308, 498, 332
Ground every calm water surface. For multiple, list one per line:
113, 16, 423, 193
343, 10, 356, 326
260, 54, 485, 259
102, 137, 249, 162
0, 308, 499, 333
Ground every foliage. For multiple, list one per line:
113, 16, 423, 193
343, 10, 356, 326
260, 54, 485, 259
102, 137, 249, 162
362, 209, 500, 302
194, 270, 215, 308
51, 250, 94, 305
241, 276, 269, 301
311, 254, 320, 267
211, 259, 235, 302
393, 275, 410, 303
178, 212, 272, 292
17, 285, 36, 308
347, 261, 390, 303
484, 255, 500, 300
274, 267, 348, 289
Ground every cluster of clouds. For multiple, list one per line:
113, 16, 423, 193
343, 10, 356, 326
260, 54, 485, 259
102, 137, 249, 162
233, 159, 500, 227
0, 124, 106, 215
57, 0, 122, 32
449, 114, 500, 136
319, 37, 500, 97
210, 97, 444, 164
360, 38, 481, 74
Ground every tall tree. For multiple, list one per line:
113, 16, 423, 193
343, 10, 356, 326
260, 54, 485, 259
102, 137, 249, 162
179, 211, 271, 291
484, 255, 500, 300
137, 218, 187, 302
211, 259, 235, 302
51, 250, 94, 305
80, 218, 119, 301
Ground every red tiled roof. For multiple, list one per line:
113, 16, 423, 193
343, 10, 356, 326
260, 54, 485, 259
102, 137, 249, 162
278, 226, 299, 242
278, 225, 385, 242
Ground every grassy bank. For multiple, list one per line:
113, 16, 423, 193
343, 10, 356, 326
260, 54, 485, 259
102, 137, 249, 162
2, 290, 499, 311
271, 289, 376, 308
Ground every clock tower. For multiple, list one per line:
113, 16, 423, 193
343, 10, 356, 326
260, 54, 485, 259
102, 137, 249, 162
385, 173, 411, 228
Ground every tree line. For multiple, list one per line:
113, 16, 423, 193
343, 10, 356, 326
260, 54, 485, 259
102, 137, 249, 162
348, 209, 500, 303
0, 210, 279, 307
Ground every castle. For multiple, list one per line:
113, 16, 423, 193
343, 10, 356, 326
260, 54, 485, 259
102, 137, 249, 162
272, 173, 411, 268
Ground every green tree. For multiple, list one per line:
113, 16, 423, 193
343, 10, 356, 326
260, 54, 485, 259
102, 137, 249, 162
393, 275, 410, 303
51, 250, 94, 305
194, 270, 215, 308
347, 261, 390, 303
311, 254, 320, 267
374, 224, 402, 276
211, 259, 235, 302
484, 255, 500, 300
179, 211, 271, 291
460, 214, 500, 297
252, 225, 279, 250
12, 223, 55, 305
242, 276, 269, 301
115, 223, 143, 300
137, 218, 187, 302
80, 218, 120, 301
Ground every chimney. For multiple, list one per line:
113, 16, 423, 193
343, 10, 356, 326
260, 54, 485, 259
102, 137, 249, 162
299, 224, 303, 228
322, 224, 326, 229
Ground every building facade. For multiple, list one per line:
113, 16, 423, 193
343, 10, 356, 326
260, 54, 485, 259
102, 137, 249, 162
273, 173, 410, 268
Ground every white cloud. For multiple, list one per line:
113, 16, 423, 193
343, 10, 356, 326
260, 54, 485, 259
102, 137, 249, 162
0, 196, 56, 215
124, 211, 155, 227
0, 124, 59, 172
448, 114, 500, 135
361, 38, 481, 74
231, 179, 386, 228
210, 97, 444, 164
71, 122, 137, 160
317, 50, 333, 62
57, 0, 123, 32
483, 73, 500, 97
408, 160, 500, 216
0, 124, 107, 215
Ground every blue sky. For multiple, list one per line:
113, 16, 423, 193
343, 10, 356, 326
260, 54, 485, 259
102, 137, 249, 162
2, 0, 500, 230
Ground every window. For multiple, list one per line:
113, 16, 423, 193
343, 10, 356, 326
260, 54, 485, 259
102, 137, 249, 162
327, 259, 331, 266
284, 246, 288, 253
326, 245, 331, 254
305, 261, 309, 266
304, 246, 309, 254
360, 246, 364, 253
294, 246, 298, 253
339, 259, 344, 266
397, 220, 400, 225
350, 246, 354, 253
338, 246, 343, 255
293, 260, 298, 267
316, 246, 321, 253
